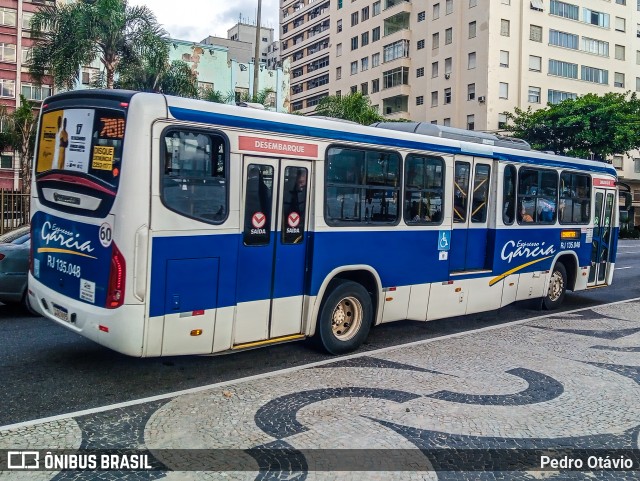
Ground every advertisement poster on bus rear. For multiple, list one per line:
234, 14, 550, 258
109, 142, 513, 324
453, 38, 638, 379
36, 109, 95, 173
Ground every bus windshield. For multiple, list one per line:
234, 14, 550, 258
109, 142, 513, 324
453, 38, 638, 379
35, 108, 126, 191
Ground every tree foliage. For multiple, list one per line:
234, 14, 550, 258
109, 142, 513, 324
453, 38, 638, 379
313, 92, 382, 125
29, 0, 167, 90
504, 92, 640, 160
0, 97, 38, 197
201, 87, 275, 108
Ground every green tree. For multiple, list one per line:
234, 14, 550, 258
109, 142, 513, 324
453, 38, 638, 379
504, 92, 640, 160
313, 92, 382, 125
200, 88, 235, 104
201, 87, 275, 108
29, 0, 166, 90
0, 96, 38, 199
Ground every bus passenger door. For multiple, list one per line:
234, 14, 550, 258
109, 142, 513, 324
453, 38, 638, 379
588, 189, 615, 286
234, 158, 310, 345
450, 156, 493, 271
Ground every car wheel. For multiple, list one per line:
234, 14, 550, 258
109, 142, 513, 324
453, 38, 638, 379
315, 279, 373, 355
22, 290, 39, 316
543, 262, 567, 310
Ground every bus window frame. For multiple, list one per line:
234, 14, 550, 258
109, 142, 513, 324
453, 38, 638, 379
403, 153, 445, 227
502, 164, 517, 226
324, 143, 403, 227
516, 166, 559, 226
159, 125, 230, 226
558, 170, 592, 225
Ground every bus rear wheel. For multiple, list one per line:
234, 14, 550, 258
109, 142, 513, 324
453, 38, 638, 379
543, 262, 567, 310
316, 279, 373, 355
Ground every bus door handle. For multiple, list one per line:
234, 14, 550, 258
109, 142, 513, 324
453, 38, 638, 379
133, 225, 149, 302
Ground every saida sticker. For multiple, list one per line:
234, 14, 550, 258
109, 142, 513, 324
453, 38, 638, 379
92, 146, 114, 171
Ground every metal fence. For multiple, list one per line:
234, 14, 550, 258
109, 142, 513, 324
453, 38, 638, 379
0, 190, 29, 235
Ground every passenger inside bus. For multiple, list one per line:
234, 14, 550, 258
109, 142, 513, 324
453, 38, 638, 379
520, 206, 534, 223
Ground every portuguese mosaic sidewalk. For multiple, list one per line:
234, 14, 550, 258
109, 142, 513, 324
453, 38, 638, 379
1, 300, 640, 480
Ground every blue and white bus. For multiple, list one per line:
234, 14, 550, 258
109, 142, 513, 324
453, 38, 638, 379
28, 90, 618, 357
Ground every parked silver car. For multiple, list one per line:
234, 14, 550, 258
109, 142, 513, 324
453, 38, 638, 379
0, 225, 30, 307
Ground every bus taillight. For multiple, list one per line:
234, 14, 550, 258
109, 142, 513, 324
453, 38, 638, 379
106, 243, 126, 309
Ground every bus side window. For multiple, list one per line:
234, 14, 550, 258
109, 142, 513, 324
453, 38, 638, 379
161, 129, 228, 224
244, 164, 273, 246
404, 154, 444, 225
453, 162, 470, 223
559, 172, 591, 224
502, 164, 516, 225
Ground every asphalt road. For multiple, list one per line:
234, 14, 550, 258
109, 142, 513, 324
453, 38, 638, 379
1, 240, 639, 427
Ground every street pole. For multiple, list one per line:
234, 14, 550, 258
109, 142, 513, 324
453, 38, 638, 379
252, 0, 262, 100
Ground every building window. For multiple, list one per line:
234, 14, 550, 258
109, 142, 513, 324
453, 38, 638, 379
467, 83, 475, 100
418, 11, 426, 22
351, 61, 358, 75
501, 19, 510, 37
372, 26, 381, 42
583, 8, 610, 28
470, 0, 478, 6
467, 114, 475, 130
0, 8, 16, 27
433, 3, 440, 19
431, 61, 438, 77
581, 65, 608, 84
0, 154, 12, 169
417, 39, 425, 50
21, 83, 52, 101
372, 53, 380, 67
444, 57, 452, 74
445, 28, 453, 44
0, 43, 16, 63
0, 79, 15, 98
582, 37, 609, 57
337, 19, 342, 32
336, 67, 342, 80
615, 44, 625, 60
499, 50, 509, 67
469, 21, 476, 38
528, 86, 541, 103
531, 0, 544, 11
498, 113, 508, 130
336, 43, 342, 56
550, 0, 579, 20
499, 82, 508, 99
443, 118, 451, 126
416, 67, 424, 77
351, 85, 357, 94
468, 52, 476, 69
615, 16, 626, 32
636, 50, 640, 65
383, 67, 409, 88
635, 159, 640, 173
549, 59, 578, 79
362, 31, 369, 46
446, 0, 453, 14
361, 82, 369, 95
530, 25, 542, 42
351, 11, 359, 26
549, 30, 578, 50
361, 57, 369, 71
351, 37, 358, 50
383, 39, 410, 62
372, 78, 380, 93
431, 91, 438, 107
548, 89, 577, 104
373, 1, 381, 16
362, 6, 370, 21
501, 0, 511, 4
432, 32, 439, 49
613, 156, 624, 170
529, 55, 542, 72
614, 72, 625, 88
416, 95, 424, 105
444, 88, 452, 104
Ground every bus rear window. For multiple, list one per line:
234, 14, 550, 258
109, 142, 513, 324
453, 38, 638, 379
36, 108, 125, 189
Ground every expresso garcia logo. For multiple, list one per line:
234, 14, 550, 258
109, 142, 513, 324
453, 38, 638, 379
39, 221, 97, 259
500, 240, 556, 264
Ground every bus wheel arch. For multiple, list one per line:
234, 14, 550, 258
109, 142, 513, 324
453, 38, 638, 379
543, 254, 576, 310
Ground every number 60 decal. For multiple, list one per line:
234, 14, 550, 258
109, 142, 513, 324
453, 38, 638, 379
99, 222, 113, 248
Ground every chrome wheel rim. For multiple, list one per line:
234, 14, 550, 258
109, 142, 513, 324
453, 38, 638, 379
548, 270, 564, 302
331, 296, 363, 341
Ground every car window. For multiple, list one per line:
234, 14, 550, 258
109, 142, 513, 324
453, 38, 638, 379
12, 234, 30, 244
0, 226, 30, 243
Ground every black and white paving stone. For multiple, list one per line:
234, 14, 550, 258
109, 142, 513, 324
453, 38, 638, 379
1, 300, 640, 480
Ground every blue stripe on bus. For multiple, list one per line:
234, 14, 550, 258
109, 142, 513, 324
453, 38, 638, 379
168, 107, 617, 176
148, 227, 600, 318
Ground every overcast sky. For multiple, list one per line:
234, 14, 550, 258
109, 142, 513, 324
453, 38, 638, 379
129, 0, 280, 43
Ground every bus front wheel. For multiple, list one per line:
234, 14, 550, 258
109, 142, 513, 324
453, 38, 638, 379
543, 262, 567, 310
316, 279, 373, 355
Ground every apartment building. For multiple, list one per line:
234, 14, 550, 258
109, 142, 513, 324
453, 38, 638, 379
327, 0, 640, 225
0, 0, 54, 190
281, 0, 331, 113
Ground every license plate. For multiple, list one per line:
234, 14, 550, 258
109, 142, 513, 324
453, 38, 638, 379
52, 303, 69, 322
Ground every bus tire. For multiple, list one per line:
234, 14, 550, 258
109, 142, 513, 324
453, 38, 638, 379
316, 279, 372, 355
543, 262, 567, 310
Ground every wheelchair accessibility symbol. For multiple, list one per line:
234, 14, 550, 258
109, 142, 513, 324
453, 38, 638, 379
438, 230, 451, 251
